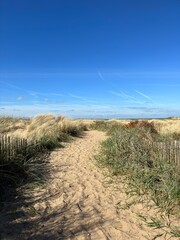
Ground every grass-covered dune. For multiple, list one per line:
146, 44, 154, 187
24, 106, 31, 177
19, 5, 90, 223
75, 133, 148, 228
93, 120, 180, 219
0, 114, 87, 198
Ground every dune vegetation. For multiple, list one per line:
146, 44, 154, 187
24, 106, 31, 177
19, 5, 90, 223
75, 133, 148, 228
0, 116, 180, 238
1, 116, 180, 212
92, 119, 180, 219
91, 119, 180, 238
0, 114, 87, 198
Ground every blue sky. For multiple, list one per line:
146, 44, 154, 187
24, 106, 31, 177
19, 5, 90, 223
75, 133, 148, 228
0, 0, 180, 118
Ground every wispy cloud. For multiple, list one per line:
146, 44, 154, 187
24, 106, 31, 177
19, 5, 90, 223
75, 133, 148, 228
120, 92, 137, 100
17, 96, 24, 101
113, 71, 180, 78
98, 72, 116, 87
109, 90, 123, 97
110, 90, 137, 101
29, 91, 64, 97
110, 90, 160, 107
0, 101, 17, 105
50, 93, 64, 96
69, 93, 98, 103
0, 80, 26, 91
135, 90, 160, 107
135, 90, 152, 101
98, 72, 105, 81
123, 100, 146, 105
1, 102, 179, 119
44, 98, 49, 102
69, 93, 88, 101
0, 81, 64, 100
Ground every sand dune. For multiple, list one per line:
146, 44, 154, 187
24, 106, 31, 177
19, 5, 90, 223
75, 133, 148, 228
0, 130, 177, 239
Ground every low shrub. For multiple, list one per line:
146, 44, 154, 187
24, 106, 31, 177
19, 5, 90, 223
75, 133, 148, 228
125, 120, 158, 134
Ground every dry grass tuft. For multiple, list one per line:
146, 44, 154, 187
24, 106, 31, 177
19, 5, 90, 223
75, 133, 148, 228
0, 116, 30, 136
0, 114, 88, 140
0, 114, 88, 198
27, 114, 59, 140
153, 119, 180, 134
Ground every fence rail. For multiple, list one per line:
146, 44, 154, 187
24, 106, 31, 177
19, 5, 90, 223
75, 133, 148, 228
0, 134, 36, 161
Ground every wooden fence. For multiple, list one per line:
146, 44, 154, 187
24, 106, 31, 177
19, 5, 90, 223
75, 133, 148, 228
152, 140, 180, 166
0, 134, 36, 161
1, 134, 180, 166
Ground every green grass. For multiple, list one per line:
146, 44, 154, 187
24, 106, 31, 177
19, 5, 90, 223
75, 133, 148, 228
96, 127, 180, 217
137, 214, 180, 239
95, 125, 180, 237
90, 120, 123, 134
61, 123, 86, 137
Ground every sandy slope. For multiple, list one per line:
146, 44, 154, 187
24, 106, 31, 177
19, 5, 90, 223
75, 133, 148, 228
0, 130, 177, 240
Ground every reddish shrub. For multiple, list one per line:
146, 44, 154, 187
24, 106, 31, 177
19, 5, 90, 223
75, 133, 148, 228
125, 120, 158, 134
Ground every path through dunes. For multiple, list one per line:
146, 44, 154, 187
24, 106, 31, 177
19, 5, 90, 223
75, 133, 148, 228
0, 130, 173, 239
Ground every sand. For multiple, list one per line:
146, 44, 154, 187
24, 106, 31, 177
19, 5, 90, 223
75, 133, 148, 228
0, 130, 177, 240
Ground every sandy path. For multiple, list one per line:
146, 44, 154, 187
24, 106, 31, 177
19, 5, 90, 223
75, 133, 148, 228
0, 130, 175, 239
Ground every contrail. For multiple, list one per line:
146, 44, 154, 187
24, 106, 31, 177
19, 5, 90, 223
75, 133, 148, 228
120, 92, 137, 100
135, 90, 152, 101
110, 90, 123, 97
98, 72, 116, 87
124, 100, 146, 105
0, 80, 64, 100
69, 93, 97, 103
110, 90, 137, 101
135, 90, 160, 107
0, 80, 26, 92
29, 91, 64, 97
69, 93, 87, 101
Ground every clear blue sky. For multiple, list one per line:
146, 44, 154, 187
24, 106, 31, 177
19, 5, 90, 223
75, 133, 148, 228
0, 0, 180, 118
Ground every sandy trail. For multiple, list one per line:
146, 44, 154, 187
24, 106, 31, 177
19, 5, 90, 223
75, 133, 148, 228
0, 130, 174, 239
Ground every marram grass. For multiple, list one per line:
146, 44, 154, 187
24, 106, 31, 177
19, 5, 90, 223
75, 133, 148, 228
96, 127, 180, 217
0, 114, 87, 198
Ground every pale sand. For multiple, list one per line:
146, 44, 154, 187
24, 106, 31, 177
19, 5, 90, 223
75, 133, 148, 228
0, 130, 178, 239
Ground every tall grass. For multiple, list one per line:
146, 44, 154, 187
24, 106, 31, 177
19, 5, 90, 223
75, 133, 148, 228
0, 114, 87, 199
96, 127, 180, 217
153, 118, 180, 135
0, 134, 60, 199
0, 114, 87, 139
0, 116, 30, 136
90, 120, 123, 135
